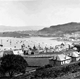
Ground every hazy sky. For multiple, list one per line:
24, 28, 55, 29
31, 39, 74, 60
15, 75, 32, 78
0, 0, 80, 30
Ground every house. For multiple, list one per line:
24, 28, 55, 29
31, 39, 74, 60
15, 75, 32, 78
0, 51, 4, 57
13, 50, 19, 55
49, 58, 55, 66
3, 50, 14, 56
13, 49, 23, 56
49, 54, 71, 66
77, 52, 80, 56
69, 51, 80, 62
17, 49, 23, 56
73, 47, 77, 51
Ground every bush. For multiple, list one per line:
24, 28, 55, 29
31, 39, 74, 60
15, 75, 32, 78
0, 54, 28, 78
45, 64, 52, 68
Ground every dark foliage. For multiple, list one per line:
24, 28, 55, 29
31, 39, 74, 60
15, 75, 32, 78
74, 45, 80, 52
44, 64, 52, 68
0, 54, 28, 78
32, 61, 80, 79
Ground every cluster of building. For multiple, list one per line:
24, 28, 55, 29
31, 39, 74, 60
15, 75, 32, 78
21, 42, 80, 67
20, 42, 74, 55
24, 49, 80, 67
0, 38, 79, 67
0, 47, 23, 57
49, 51, 80, 66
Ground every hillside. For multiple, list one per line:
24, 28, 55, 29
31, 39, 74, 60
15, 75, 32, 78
0, 30, 38, 38
38, 22, 80, 36
0, 22, 80, 37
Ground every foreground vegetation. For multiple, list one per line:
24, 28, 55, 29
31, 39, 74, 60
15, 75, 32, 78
1, 54, 80, 79
0, 54, 28, 78
13, 60, 80, 79
31, 61, 79, 78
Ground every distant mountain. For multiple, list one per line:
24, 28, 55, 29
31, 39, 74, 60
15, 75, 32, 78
38, 22, 80, 36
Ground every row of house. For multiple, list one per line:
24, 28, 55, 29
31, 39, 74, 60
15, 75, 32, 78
49, 51, 80, 66
0, 42, 79, 67
20, 42, 74, 55
0, 47, 79, 67
0, 48, 24, 58
23, 50, 80, 67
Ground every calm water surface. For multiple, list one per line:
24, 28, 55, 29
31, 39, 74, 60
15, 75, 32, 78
0, 37, 70, 49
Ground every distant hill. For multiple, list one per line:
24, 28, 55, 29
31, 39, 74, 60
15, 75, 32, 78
38, 22, 80, 36
0, 22, 80, 37
0, 32, 30, 38
0, 25, 38, 37
0, 30, 38, 38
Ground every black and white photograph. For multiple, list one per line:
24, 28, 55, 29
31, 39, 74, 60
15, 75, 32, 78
0, 0, 80, 79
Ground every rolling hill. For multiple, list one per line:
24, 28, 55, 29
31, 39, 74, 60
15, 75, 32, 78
0, 22, 80, 37
38, 22, 80, 36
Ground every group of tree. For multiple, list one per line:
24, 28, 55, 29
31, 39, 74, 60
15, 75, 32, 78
0, 54, 28, 78
74, 44, 80, 52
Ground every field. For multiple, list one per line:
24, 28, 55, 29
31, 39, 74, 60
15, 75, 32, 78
23, 50, 64, 67
24, 57, 50, 67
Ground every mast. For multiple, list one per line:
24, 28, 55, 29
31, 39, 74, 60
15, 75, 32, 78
1, 39, 2, 45
10, 40, 11, 45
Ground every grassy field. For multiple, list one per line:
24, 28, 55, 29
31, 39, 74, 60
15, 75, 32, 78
24, 57, 50, 67
23, 49, 75, 67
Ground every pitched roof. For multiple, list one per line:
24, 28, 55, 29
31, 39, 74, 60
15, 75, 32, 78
13, 50, 19, 55
70, 52, 79, 57
3, 50, 13, 54
53, 54, 71, 61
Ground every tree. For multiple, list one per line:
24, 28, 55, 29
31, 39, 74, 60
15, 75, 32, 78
33, 45, 37, 50
0, 54, 28, 78
74, 45, 80, 52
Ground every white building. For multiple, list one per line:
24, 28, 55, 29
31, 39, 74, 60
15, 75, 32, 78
13, 49, 23, 56
69, 51, 80, 62
49, 54, 71, 66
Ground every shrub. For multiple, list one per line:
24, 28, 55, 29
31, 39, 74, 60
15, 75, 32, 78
45, 64, 52, 68
0, 54, 28, 78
